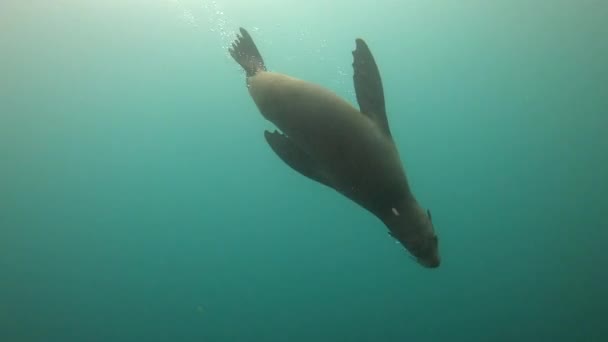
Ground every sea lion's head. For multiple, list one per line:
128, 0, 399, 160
384, 204, 440, 268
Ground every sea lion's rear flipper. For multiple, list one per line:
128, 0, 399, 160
264, 130, 335, 190
352, 39, 391, 137
229, 27, 267, 77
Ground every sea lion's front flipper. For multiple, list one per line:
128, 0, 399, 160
264, 130, 335, 190
352, 39, 391, 137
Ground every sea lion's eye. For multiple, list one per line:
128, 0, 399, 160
426, 209, 432, 221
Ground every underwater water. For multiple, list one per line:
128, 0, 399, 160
1, 0, 607, 341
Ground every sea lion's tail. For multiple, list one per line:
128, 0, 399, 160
229, 27, 267, 77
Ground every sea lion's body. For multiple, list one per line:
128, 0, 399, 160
229, 28, 440, 268
248, 72, 409, 217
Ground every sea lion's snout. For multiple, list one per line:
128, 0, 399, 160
408, 235, 440, 268
390, 229, 440, 268
416, 241, 440, 268
386, 206, 440, 268
421, 258, 440, 268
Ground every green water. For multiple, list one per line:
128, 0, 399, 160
1, 1, 607, 341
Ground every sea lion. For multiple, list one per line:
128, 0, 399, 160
229, 28, 440, 268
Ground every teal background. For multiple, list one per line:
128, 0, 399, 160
1, 1, 607, 341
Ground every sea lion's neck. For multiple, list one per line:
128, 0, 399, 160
379, 195, 426, 238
